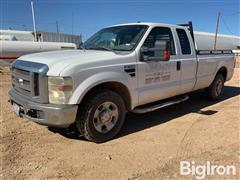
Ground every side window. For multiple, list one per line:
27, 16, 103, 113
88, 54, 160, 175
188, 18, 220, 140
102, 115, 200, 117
143, 27, 176, 55
176, 29, 191, 55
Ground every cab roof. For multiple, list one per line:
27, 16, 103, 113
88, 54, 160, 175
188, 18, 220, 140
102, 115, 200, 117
109, 22, 188, 30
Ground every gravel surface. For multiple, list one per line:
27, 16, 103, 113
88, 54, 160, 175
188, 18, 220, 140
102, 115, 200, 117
0, 60, 239, 180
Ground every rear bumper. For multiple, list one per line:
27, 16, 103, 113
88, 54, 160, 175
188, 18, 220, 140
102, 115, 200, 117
8, 89, 78, 128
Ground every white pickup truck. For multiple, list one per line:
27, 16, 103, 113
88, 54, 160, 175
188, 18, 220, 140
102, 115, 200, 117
9, 22, 235, 142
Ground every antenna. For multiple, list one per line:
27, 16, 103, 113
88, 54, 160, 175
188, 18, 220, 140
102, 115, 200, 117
56, 20, 60, 42
214, 12, 220, 50
71, 12, 74, 43
31, 1, 37, 41
71, 13, 73, 35
56, 21, 59, 33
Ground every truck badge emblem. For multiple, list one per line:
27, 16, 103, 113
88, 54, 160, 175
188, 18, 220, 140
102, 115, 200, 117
18, 78, 24, 85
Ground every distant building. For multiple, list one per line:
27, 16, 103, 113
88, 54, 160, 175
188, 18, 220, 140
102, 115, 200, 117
36, 31, 82, 47
0, 29, 82, 47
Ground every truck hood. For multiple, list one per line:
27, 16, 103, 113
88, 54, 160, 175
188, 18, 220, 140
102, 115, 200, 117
18, 50, 130, 76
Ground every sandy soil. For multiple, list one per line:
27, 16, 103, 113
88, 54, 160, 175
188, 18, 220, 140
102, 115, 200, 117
0, 60, 239, 180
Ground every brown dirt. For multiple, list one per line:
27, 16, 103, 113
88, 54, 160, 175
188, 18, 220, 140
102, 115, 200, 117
0, 65, 239, 180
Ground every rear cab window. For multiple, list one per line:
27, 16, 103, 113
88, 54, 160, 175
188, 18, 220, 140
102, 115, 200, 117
176, 29, 191, 55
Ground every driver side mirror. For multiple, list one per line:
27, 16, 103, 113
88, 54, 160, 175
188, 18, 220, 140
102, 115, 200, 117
140, 40, 170, 61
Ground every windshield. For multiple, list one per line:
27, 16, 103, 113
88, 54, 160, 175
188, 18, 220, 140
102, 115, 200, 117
83, 25, 148, 51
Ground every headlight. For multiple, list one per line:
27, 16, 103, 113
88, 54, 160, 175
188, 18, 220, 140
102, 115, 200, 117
48, 76, 73, 104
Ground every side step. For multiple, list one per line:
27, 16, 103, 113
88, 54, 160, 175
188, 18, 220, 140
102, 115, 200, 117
132, 95, 189, 114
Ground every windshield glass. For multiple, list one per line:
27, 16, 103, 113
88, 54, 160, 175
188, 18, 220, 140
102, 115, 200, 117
83, 25, 148, 51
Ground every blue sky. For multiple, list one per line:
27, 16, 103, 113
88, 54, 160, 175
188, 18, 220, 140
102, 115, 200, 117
1, 0, 239, 40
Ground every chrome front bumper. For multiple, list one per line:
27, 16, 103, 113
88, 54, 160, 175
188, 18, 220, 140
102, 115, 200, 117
8, 89, 78, 128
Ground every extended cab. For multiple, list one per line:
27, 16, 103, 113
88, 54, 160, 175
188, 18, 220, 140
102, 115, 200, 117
9, 22, 235, 142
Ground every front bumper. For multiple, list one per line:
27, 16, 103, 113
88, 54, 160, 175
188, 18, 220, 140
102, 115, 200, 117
8, 89, 78, 128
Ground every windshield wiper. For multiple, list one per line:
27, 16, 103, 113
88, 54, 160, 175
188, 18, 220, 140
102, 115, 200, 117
98, 47, 113, 51
86, 47, 113, 52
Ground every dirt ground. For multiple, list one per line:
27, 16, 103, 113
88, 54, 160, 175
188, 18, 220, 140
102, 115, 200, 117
0, 58, 239, 180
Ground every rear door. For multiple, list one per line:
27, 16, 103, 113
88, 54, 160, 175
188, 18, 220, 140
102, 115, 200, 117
175, 28, 197, 94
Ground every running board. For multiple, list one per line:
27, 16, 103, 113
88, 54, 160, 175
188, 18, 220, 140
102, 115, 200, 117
132, 95, 189, 114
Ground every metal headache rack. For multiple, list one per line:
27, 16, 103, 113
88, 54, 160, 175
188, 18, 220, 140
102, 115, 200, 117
178, 21, 233, 55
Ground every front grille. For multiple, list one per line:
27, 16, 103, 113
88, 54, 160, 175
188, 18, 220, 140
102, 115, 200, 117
12, 68, 34, 97
10, 60, 49, 103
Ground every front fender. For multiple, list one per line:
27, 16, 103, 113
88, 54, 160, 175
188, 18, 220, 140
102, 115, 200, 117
68, 71, 136, 107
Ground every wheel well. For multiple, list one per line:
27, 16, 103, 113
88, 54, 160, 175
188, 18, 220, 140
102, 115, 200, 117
217, 67, 227, 81
80, 82, 131, 111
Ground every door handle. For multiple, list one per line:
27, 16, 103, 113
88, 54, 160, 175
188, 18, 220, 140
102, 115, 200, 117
177, 61, 181, 71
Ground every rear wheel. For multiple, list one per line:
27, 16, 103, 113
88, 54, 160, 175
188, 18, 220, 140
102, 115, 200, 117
205, 73, 225, 100
76, 90, 126, 143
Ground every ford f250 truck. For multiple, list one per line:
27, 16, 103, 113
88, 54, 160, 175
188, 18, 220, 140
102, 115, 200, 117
9, 22, 235, 142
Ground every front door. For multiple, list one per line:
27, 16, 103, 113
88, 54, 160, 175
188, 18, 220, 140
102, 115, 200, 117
137, 26, 181, 106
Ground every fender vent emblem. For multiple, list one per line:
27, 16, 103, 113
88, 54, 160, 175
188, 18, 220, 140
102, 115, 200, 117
124, 65, 136, 77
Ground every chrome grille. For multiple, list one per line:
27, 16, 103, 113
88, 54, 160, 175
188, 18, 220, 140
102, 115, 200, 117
12, 68, 33, 97
11, 60, 49, 103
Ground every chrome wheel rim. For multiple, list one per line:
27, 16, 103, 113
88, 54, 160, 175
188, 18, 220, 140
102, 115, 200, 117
215, 79, 223, 96
93, 102, 119, 133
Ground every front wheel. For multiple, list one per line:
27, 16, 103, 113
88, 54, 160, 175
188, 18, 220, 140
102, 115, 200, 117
205, 73, 225, 100
76, 90, 126, 143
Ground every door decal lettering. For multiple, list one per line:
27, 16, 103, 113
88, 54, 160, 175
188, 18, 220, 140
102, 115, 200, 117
144, 63, 171, 84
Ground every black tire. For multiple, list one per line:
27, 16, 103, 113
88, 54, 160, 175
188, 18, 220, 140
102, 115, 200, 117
76, 90, 126, 143
205, 73, 225, 100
